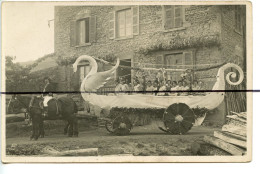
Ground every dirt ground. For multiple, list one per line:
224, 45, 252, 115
5, 121, 230, 156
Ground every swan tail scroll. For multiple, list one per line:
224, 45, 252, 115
212, 63, 244, 91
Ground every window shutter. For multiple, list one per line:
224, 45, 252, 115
163, 6, 174, 30
132, 6, 139, 35
184, 52, 193, 68
156, 55, 164, 68
174, 6, 183, 28
109, 11, 115, 39
70, 20, 77, 47
89, 16, 96, 43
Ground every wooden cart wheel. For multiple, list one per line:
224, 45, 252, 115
105, 120, 115, 133
112, 116, 132, 136
163, 103, 195, 135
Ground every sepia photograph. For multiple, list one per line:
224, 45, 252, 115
1, 1, 252, 163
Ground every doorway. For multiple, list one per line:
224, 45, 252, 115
117, 59, 131, 84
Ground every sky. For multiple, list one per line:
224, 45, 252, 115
2, 2, 55, 63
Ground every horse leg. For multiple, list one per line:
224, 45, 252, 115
30, 118, 35, 140
73, 117, 79, 137
64, 121, 69, 135
39, 118, 45, 138
34, 119, 40, 140
68, 118, 73, 137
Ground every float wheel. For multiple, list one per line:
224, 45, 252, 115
163, 103, 195, 135
112, 116, 132, 136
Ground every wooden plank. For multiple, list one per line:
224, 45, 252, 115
226, 115, 246, 123
222, 131, 247, 141
230, 111, 247, 119
222, 124, 247, 137
214, 131, 246, 148
203, 135, 246, 156
42, 146, 98, 156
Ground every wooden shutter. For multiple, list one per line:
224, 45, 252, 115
163, 6, 174, 30
156, 55, 164, 68
132, 6, 139, 35
109, 11, 115, 39
174, 6, 183, 28
89, 16, 96, 43
184, 52, 193, 68
70, 20, 77, 47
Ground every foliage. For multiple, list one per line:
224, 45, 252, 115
5, 56, 31, 92
137, 34, 220, 55
109, 106, 209, 120
192, 106, 209, 118
110, 107, 165, 119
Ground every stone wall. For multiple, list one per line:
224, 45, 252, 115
220, 5, 245, 66
54, 5, 224, 87
54, 5, 246, 121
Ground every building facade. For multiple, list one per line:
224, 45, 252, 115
54, 5, 246, 92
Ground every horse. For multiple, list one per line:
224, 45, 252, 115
8, 95, 79, 140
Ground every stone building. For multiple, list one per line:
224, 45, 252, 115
53, 5, 246, 122
54, 5, 246, 91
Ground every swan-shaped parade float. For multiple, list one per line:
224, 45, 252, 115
73, 55, 244, 135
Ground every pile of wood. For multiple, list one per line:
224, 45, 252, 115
203, 111, 247, 156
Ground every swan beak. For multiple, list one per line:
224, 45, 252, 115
72, 63, 77, 72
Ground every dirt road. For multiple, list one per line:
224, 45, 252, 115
6, 124, 228, 156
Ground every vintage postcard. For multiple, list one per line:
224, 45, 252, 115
1, 1, 252, 163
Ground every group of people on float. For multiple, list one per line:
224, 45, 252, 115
115, 76, 206, 96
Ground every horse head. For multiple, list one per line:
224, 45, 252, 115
7, 95, 27, 114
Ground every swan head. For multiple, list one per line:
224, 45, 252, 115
72, 62, 78, 73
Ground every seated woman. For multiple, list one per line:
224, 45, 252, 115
169, 81, 178, 96
133, 79, 143, 93
192, 80, 200, 91
153, 80, 160, 95
115, 78, 123, 95
182, 81, 190, 96
175, 81, 183, 96
157, 81, 167, 96
146, 80, 154, 95
198, 80, 207, 95
165, 80, 172, 96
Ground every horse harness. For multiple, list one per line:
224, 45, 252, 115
15, 96, 60, 116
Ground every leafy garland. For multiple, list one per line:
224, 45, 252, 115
109, 106, 209, 120
56, 53, 117, 66
137, 34, 220, 55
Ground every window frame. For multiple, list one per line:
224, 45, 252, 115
114, 7, 134, 40
162, 5, 186, 32
162, 50, 194, 81
76, 18, 91, 46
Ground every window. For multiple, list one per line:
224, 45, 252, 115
116, 9, 133, 38
164, 52, 193, 81
76, 18, 90, 45
235, 6, 243, 33
163, 5, 184, 30
70, 13, 96, 47
109, 6, 139, 39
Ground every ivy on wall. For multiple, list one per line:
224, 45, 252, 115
137, 34, 221, 55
